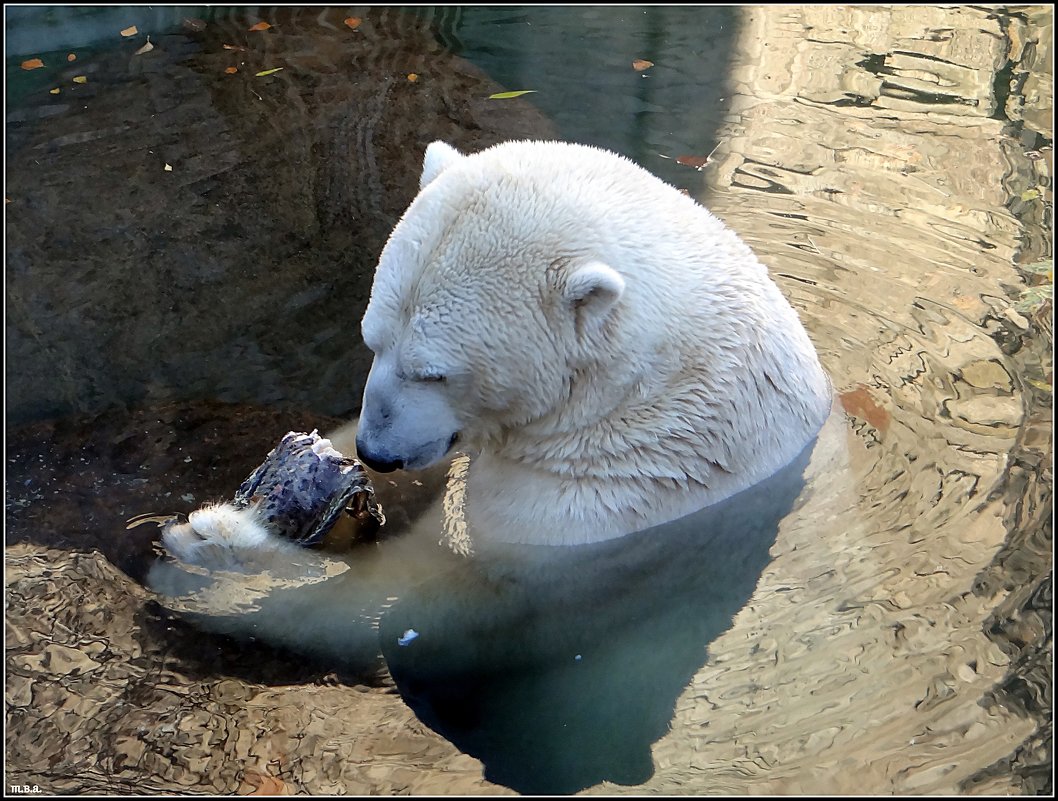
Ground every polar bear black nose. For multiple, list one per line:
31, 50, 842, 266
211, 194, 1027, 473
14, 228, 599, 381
355, 439, 403, 473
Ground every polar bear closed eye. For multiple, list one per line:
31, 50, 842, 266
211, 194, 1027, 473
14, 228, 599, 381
355, 139, 832, 546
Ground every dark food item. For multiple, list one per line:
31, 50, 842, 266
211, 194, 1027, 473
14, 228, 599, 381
234, 431, 384, 546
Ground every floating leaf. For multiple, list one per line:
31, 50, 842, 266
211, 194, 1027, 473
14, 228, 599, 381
839, 385, 890, 434
72, 76, 88, 84
49, 88, 61, 95
248, 21, 272, 32
121, 25, 138, 37
164, 163, 173, 171
407, 73, 419, 82
241, 771, 287, 796
675, 155, 710, 169
222, 44, 247, 51
134, 37, 154, 55
488, 90, 536, 99
255, 67, 284, 77
67, 53, 77, 62
225, 66, 238, 74
21, 58, 44, 70
1027, 379, 1052, 393
182, 17, 207, 32
1021, 188, 1040, 201
344, 17, 362, 30
632, 58, 654, 71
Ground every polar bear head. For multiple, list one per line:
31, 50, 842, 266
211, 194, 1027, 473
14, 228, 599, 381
355, 141, 644, 473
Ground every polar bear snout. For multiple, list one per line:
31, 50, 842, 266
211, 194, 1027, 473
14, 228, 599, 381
356, 430, 457, 473
356, 358, 462, 473
355, 437, 404, 473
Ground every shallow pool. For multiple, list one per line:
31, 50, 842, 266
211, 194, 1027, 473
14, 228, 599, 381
5, 5, 1051, 795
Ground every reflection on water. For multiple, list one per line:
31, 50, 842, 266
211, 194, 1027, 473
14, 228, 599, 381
5, 4, 1052, 796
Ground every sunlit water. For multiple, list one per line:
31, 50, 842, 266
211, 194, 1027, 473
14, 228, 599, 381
5, 5, 1051, 796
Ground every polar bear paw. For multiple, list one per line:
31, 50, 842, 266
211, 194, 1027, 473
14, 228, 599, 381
160, 502, 300, 573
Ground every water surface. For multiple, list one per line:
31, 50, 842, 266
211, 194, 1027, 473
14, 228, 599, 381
5, 5, 1051, 796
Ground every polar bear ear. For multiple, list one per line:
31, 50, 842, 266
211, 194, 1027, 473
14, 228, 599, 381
420, 141, 465, 189
563, 261, 625, 334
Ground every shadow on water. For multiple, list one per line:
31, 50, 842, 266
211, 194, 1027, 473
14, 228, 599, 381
379, 443, 811, 794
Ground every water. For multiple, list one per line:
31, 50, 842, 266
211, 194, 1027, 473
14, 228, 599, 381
5, 5, 1052, 796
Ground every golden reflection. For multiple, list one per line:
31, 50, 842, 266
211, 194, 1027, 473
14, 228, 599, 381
593, 5, 1051, 795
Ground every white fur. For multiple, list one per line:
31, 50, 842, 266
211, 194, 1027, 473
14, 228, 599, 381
159, 503, 303, 571
356, 140, 832, 545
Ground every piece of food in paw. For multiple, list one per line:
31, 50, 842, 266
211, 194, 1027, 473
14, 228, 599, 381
130, 430, 385, 551
233, 430, 385, 547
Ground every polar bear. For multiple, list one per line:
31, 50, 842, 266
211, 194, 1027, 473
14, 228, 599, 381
148, 140, 837, 788
352, 139, 832, 545
149, 139, 832, 661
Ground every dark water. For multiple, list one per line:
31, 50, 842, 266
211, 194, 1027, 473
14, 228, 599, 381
5, 5, 1052, 796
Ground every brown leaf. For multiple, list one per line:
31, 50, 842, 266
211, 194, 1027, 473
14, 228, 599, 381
241, 771, 288, 795
182, 17, 207, 32
222, 44, 248, 51
225, 66, 238, 74
632, 58, 654, 71
21, 58, 44, 70
675, 155, 710, 170
248, 21, 271, 32
67, 53, 77, 62
134, 37, 154, 55
840, 385, 890, 434
344, 17, 362, 30
120, 25, 138, 37
407, 73, 419, 82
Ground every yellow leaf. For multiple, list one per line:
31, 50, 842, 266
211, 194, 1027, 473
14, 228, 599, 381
255, 67, 284, 77
488, 90, 536, 99
164, 164, 173, 171
21, 58, 44, 70
407, 73, 419, 82
72, 76, 88, 84
50, 88, 61, 95
344, 17, 362, 30
632, 58, 654, 71
248, 21, 272, 32
121, 25, 138, 37
1027, 379, 1052, 393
